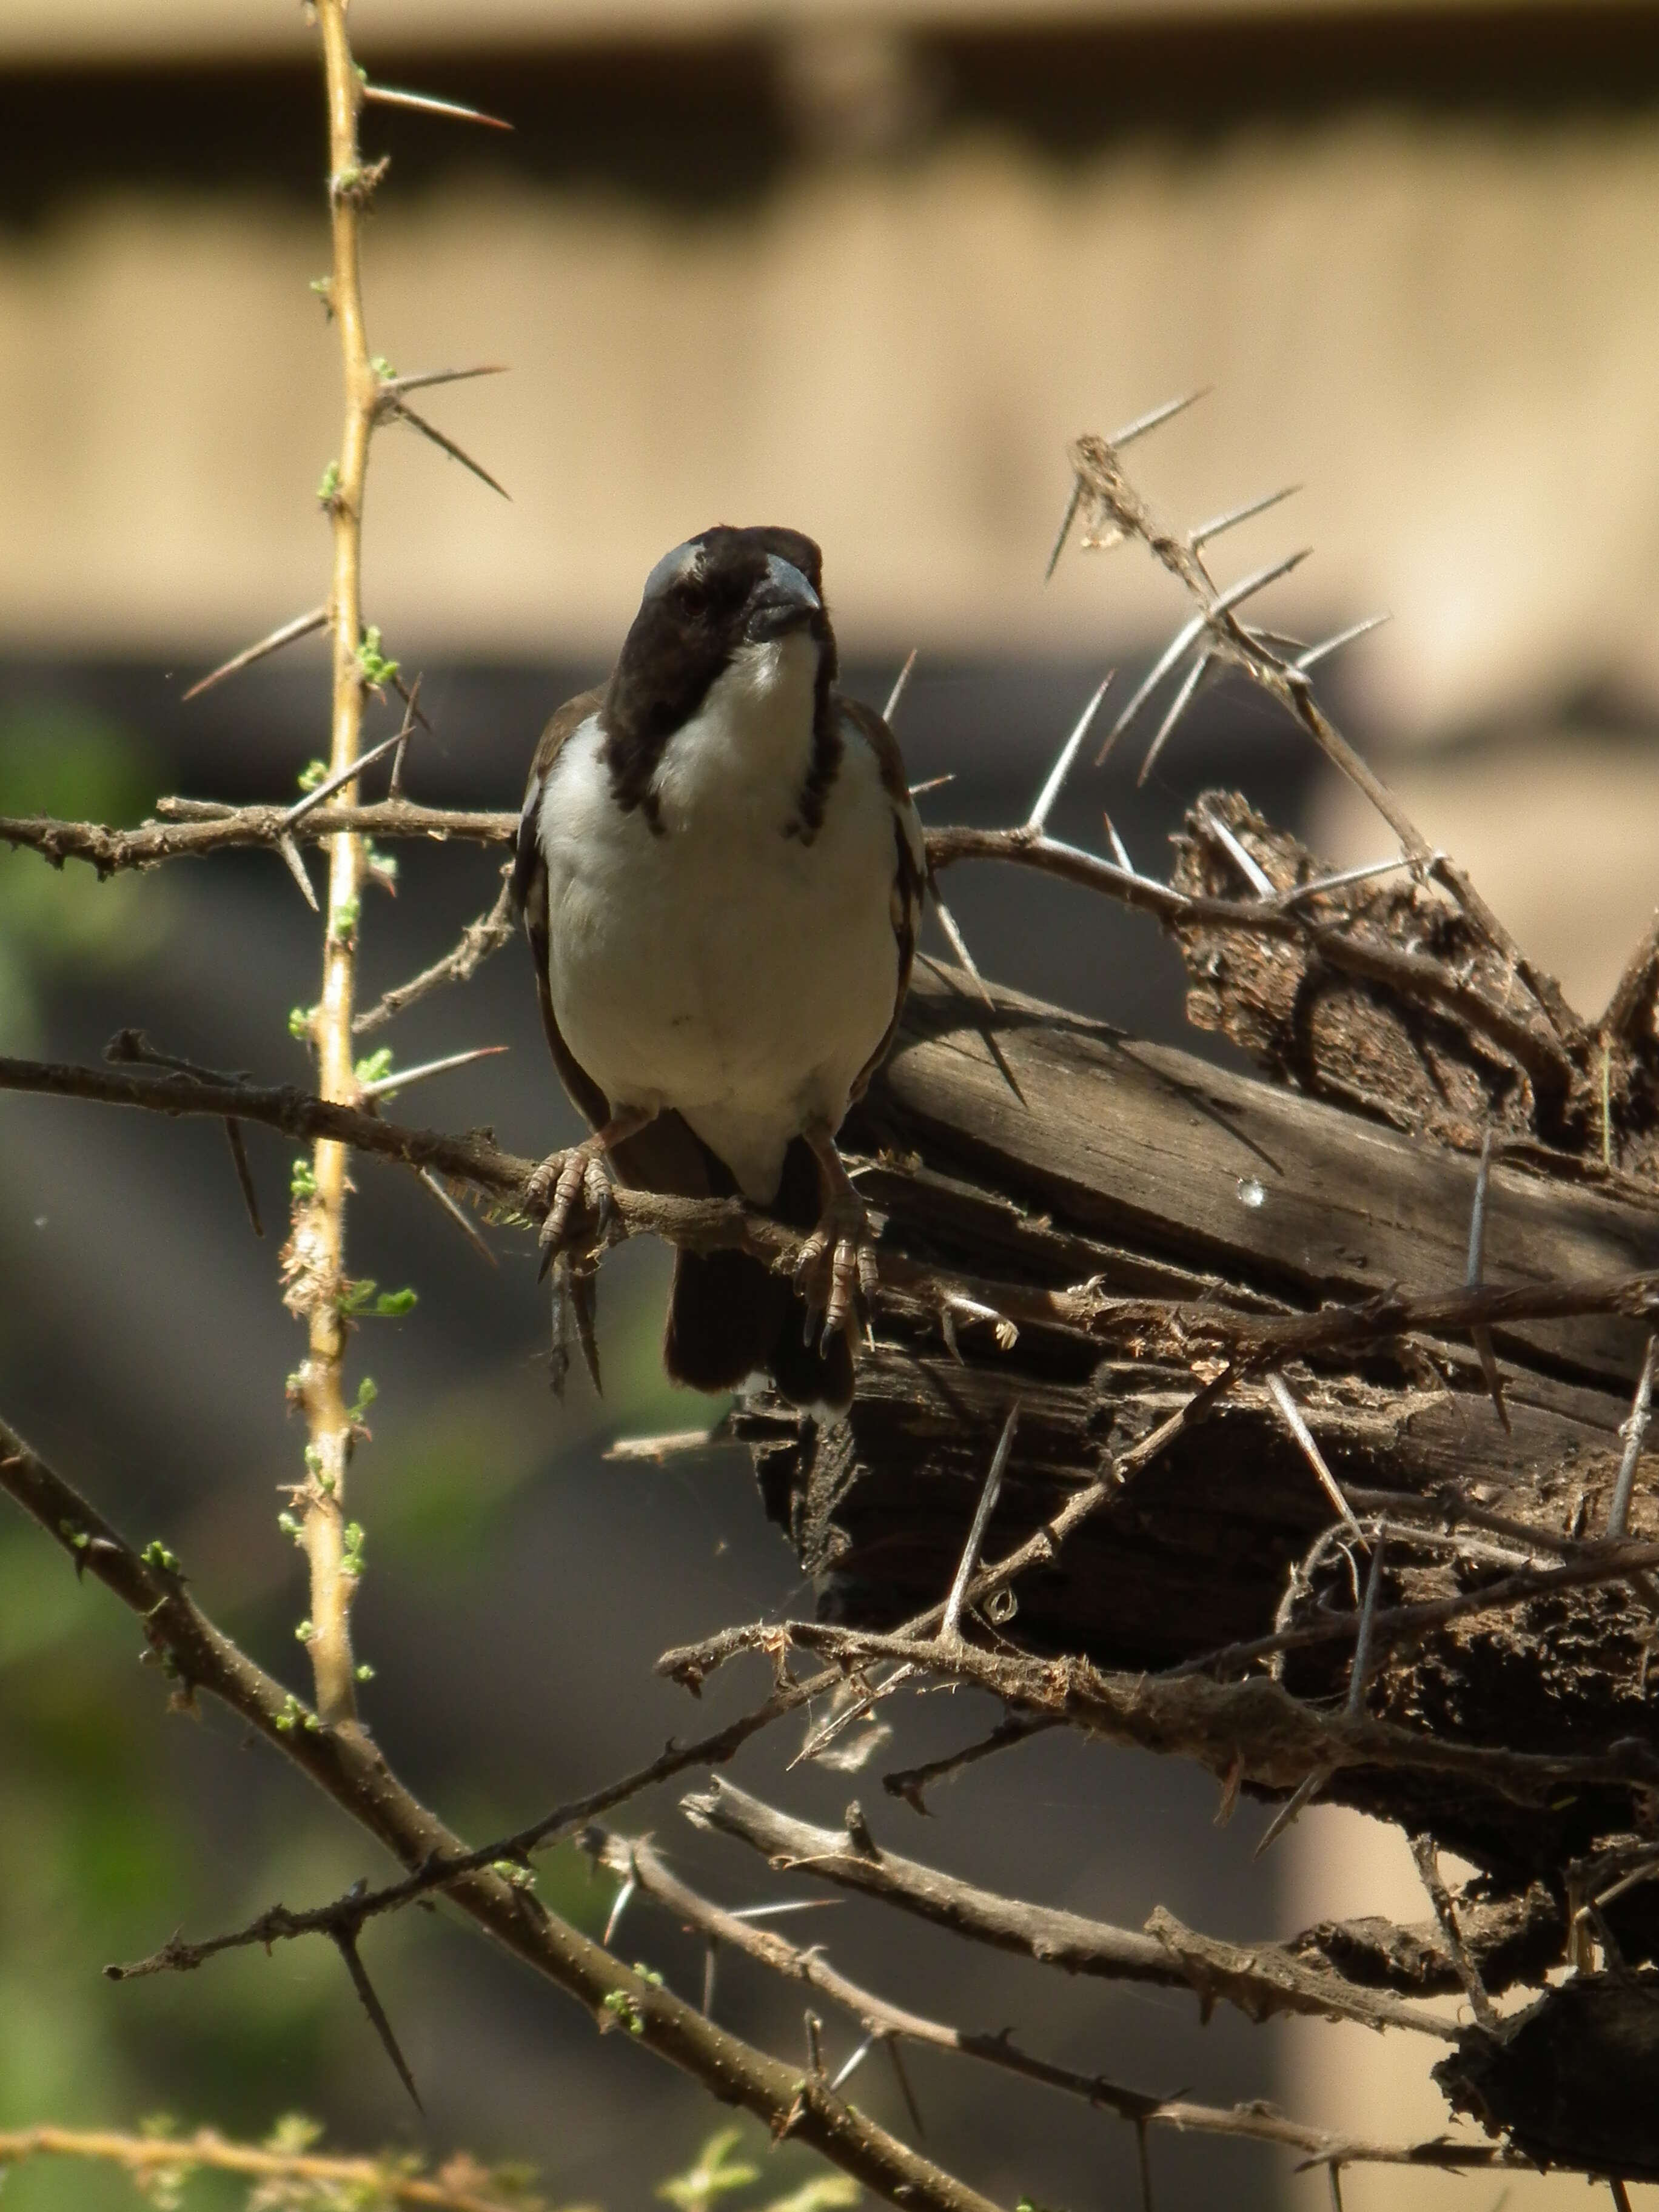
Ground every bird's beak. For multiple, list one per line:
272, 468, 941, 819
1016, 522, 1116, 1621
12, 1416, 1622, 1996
745, 555, 822, 643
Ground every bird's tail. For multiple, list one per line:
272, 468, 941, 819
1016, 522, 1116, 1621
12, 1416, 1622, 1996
663, 1138, 854, 1418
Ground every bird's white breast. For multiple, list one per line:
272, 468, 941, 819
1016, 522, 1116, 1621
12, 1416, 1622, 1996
535, 638, 905, 1201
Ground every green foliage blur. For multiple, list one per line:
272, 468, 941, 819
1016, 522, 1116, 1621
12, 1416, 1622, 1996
1, 1125, 712, 2208
0, 1312, 695, 2211
1, 699, 176, 2202
0, 699, 171, 1048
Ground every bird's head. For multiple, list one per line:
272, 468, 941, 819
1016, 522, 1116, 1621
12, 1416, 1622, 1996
607, 525, 836, 745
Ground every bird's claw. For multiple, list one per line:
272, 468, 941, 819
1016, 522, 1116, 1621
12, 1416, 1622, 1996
794, 1193, 879, 1352
528, 1140, 614, 1274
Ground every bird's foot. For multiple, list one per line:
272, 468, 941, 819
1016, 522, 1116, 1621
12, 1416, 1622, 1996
526, 1138, 615, 1274
793, 1185, 879, 1352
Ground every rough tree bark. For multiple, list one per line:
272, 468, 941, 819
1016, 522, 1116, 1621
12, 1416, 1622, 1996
737, 795, 1659, 2173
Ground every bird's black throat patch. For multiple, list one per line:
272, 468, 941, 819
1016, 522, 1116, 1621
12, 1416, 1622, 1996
600, 523, 839, 836
783, 672, 842, 844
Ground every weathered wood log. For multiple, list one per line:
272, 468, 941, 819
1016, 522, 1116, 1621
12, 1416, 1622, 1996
739, 958, 1659, 1891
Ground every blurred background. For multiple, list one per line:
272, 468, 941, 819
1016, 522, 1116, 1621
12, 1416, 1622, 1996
2, 1, 1658, 2207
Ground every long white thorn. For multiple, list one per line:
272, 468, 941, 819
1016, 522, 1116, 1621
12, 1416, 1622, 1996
276, 831, 320, 911
1043, 475, 1083, 583
883, 648, 919, 726
1190, 484, 1300, 552
1254, 1768, 1328, 1858
1270, 853, 1416, 911
1137, 649, 1214, 788
1027, 674, 1113, 832
831, 2034, 877, 2093
1210, 545, 1314, 620
1266, 1372, 1364, 1538
940, 1404, 1019, 1643
389, 400, 510, 500
932, 892, 995, 1012
1296, 612, 1392, 673
1102, 813, 1135, 876
726, 1899, 841, 1923
1347, 1532, 1388, 1717
283, 724, 407, 829
1239, 623, 1310, 659
416, 1167, 497, 1267
603, 1876, 635, 1946
358, 1044, 508, 1102
1110, 386, 1212, 450
604, 1429, 722, 1463
183, 605, 328, 702
1199, 805, 1275, 898
360, 82, 512, 130
1096, 611, 1208, 765
791, 1662, 917, 1768
378, 364, 508, 398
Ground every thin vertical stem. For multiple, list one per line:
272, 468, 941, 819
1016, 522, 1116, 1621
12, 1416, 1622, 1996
939, 1404, 1019, 1643
289, 0, 379, 1729
1346, 1534, 1387, 1717
1607, 1333, 1658, 1542
1409, 1834, 1499, 2033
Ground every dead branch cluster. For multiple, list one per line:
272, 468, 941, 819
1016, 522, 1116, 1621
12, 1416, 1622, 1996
4, 51, 1659, 2206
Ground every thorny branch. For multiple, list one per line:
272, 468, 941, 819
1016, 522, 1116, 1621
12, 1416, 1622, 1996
285, 0, 379, 1732
924, 826, 1577, 1107
581, 1829, 1513, 2174
98, 1458, 1630, 2009
660, 1621, 1659, 1801
675, 1781, 1456, 2037
8, 1051, 1658, 1366
0, 1416, 1001, 2212
106, 1675, 843, 1982
1059, 424, 1579, 1050
355, 871, 517, 1033
0, 791, 1597, 1116
0, 794, 512, 874
1164, 1531, 1659, 1681
881, 1712, 1060, 1814
0, 796, 1591, 1105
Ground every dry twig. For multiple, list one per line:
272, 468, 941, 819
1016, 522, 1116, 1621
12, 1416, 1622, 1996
0, 2125, 542, 2212
660, 1615, 1659, 1805
582, 1829, 1508, 2173
0, 1415, 1002, 2212
679, 1781, 1455, 2037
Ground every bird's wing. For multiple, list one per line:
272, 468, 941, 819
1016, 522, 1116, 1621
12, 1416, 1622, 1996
839, 694, 926, 1102
513, 688, 611, 1130
513, 686, 714, 1198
